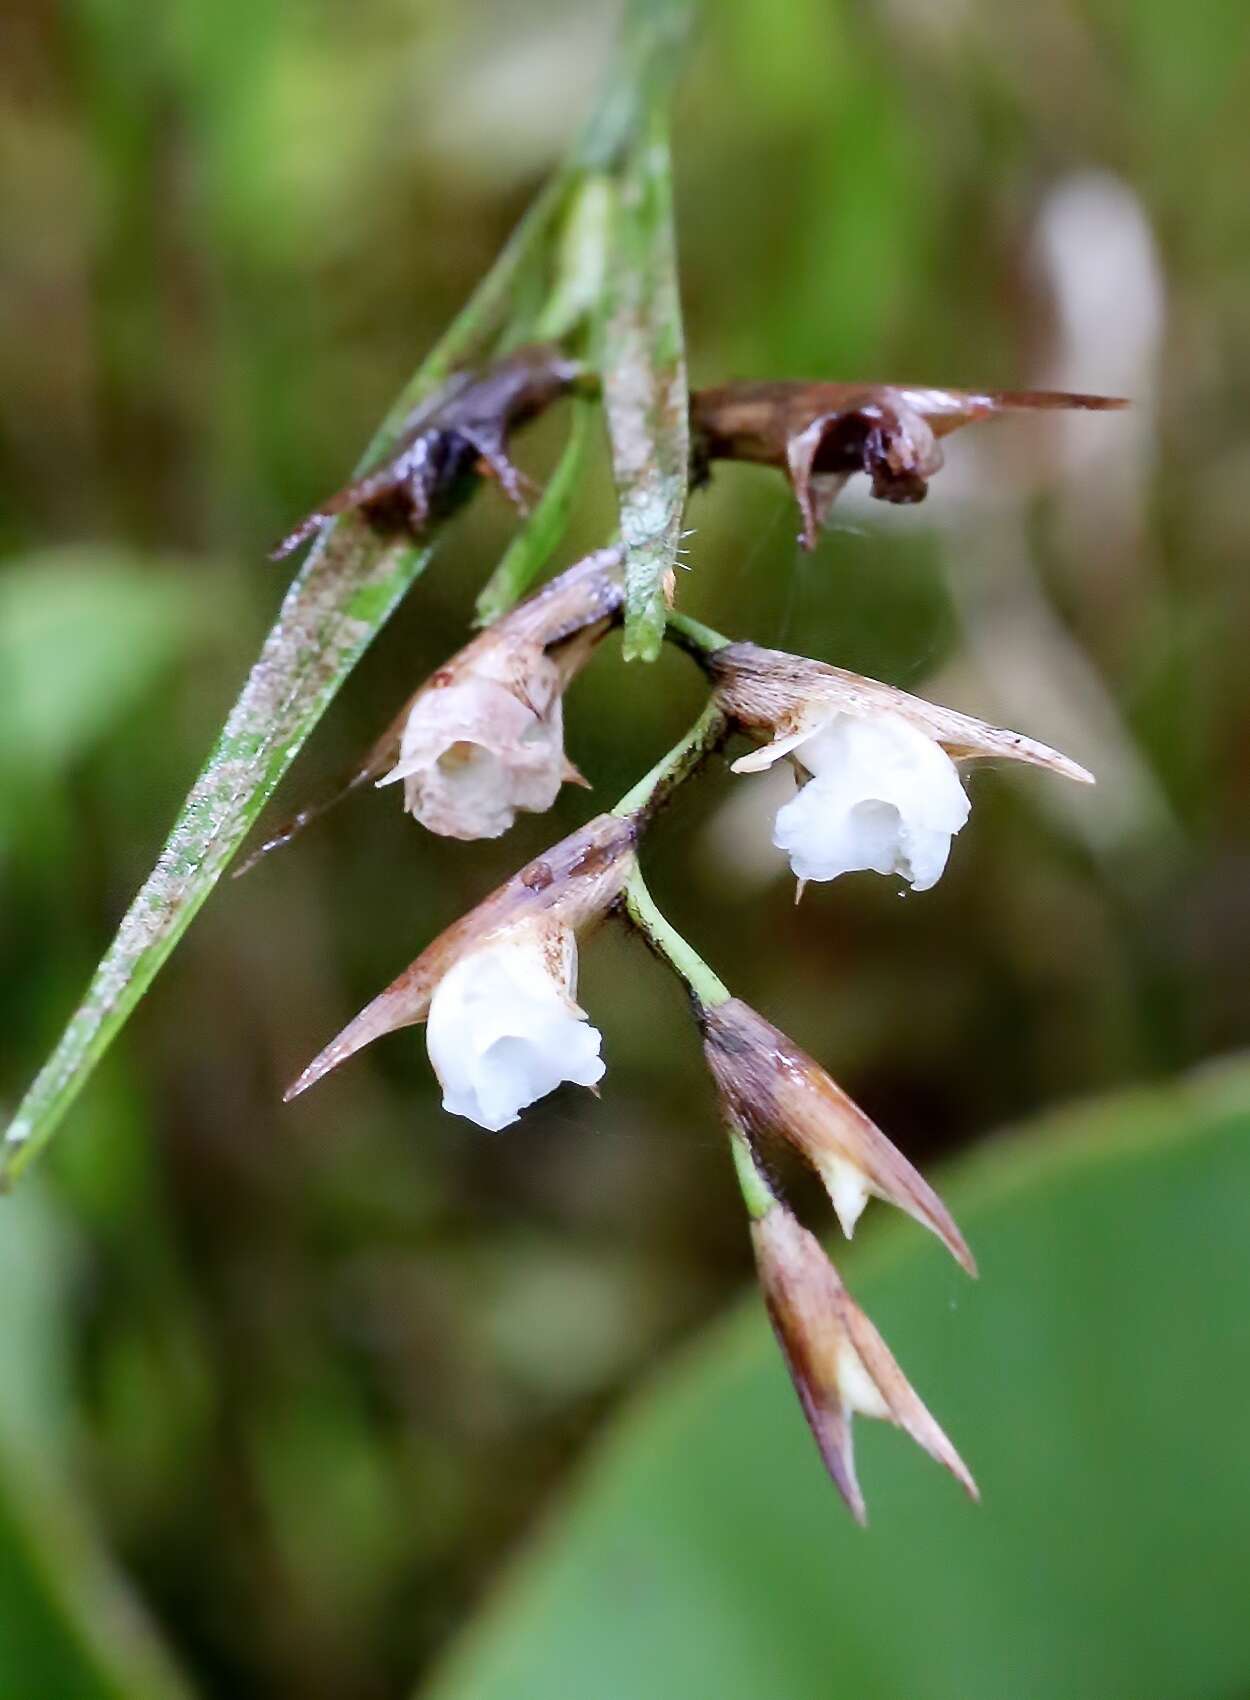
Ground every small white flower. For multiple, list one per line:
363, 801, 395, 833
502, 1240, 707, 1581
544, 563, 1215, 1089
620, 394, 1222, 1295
425, 921, 604, 1131
766, 710, 971, 891
378, 652, 569, 841
373, 549, 622, 842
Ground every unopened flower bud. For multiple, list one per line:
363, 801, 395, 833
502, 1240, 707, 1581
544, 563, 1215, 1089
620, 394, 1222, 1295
285, 812, 635, 1108
711, 642, 1092, 892
752, 1201, 977, 1523
376, 548, 624, 840
704, 998, 974, 1273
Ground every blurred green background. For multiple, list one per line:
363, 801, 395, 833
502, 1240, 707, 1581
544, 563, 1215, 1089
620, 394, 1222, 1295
3, 0, 1250, 1695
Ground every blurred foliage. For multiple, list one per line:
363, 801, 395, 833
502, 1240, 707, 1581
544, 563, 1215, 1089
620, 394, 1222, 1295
2, 0, 1250, 1695
0, 1187, 192, 1699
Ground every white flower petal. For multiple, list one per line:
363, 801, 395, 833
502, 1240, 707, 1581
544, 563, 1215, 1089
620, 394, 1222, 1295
819, 1155, 872, 1240
379, 662, 568, 840
771, 711, 970, 891
426, 925, 604, 1131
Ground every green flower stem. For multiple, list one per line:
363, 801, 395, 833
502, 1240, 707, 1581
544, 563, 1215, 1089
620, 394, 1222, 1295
611, 696, 728, 822
621, 865, 729, 1010
664, 608, 733, 661
728, 1122, 777, 1221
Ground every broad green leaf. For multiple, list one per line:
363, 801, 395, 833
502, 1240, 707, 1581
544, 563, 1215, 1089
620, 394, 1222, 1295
424, 1062, 1250, 1700
600, 104, 690, 662
0, 1188, 194, 1700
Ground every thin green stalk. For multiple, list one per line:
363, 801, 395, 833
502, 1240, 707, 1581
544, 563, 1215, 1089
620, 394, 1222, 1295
611, 697, 728, 822
664, 608, 733, 659
728, 1122, 777, 1221
621, 865, 729, 1010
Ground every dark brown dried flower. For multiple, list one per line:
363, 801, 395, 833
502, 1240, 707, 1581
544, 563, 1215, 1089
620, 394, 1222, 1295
704, 998, 974, 1273
271, 344, 585, 561
284, 812, 636, 1101
691, 380, 1127, 548
752, 1201, 978, 1524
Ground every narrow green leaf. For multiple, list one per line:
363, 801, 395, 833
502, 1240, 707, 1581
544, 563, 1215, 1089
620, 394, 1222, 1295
0, 189, 562, 1188
601, 105, 690, 662
422, 1061, 1250, 1700
474, 398, 595, 626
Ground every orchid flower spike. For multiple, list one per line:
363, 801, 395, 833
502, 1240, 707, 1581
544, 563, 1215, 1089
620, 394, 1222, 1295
691, 379, 1126, 549
284, 813, 636, 1128
376, 548, 624, 840
752, 1200, 977, 1523
704, 998, 974, 1273
710, 642, 1093, 894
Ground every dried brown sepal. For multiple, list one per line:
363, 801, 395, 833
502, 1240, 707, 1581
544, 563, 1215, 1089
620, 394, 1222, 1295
239, 549, 624, 868
709, 641, 1094, 785
283, 812, 636, 1101
705, 999, 975, 1274
690, 380, 1127, 549
271, 344, 586, 562
752, 1203, 977, 1524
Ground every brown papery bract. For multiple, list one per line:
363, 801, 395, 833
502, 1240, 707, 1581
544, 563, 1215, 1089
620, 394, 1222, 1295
709, 641, 1094, 785
283, 812, 636, 1101
752, 1204, 977, 1523
704, 998, 975, 1273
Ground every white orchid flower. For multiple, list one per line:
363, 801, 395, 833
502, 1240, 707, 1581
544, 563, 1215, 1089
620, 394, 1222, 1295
374, 549, 622, 841
425, 920, 604, 1131
711, 641, 1093, 894
769, 710, 971, 891
378, 646, 575, 841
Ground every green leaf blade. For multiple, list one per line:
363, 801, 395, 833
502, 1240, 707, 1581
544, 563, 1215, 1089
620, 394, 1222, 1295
1, 527, 431, 1185
601, 109, 690, 663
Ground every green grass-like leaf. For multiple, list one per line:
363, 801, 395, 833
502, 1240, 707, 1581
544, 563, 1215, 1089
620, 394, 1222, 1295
601, 103, 690, 662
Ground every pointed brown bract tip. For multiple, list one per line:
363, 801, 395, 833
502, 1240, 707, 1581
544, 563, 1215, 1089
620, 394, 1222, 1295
708, 642, 1092, 798
976, 389, 1129, 414
284, 814, 636, 1102
752, 1205, 977, 1521
704, 999, 975, 1275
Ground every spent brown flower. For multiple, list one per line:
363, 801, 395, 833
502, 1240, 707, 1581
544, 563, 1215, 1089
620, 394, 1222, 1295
691, 380, 1126, 549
